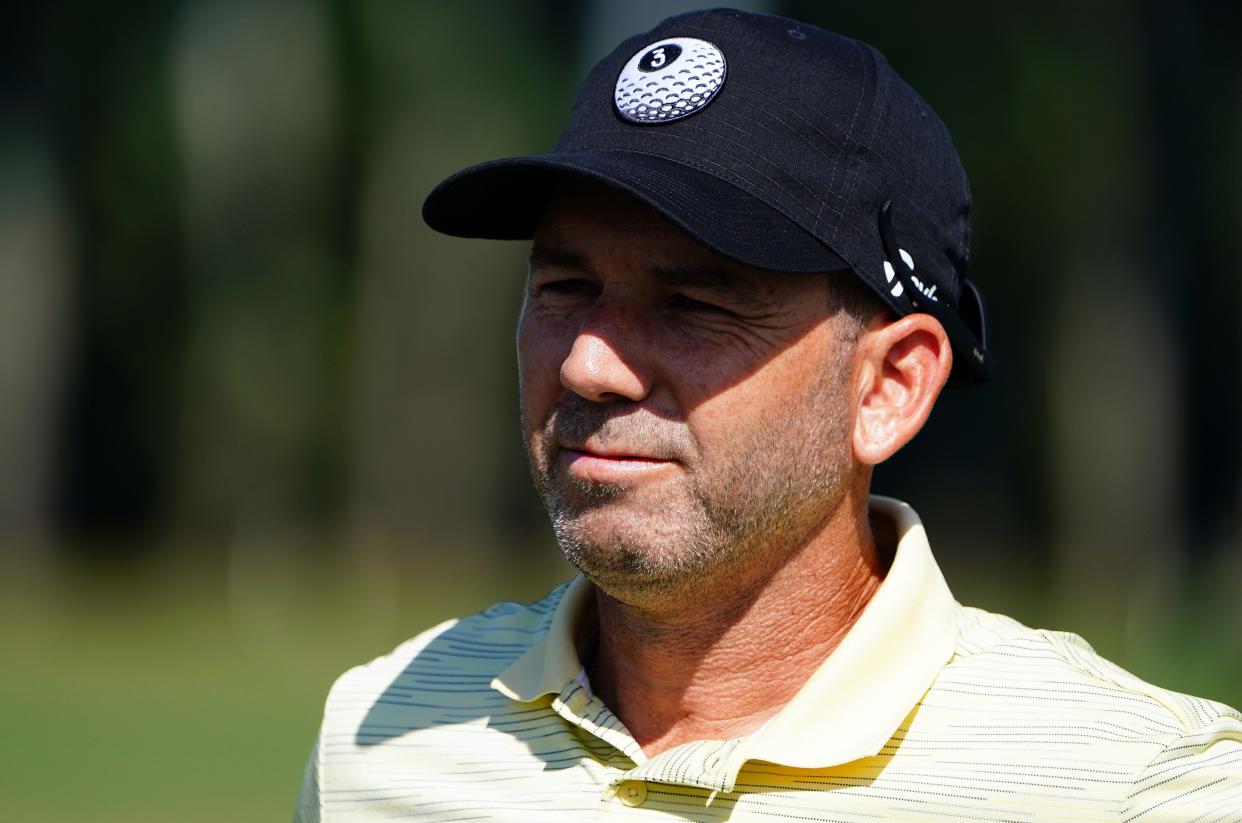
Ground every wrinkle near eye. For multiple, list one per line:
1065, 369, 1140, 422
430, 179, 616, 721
662, 306, 806, 362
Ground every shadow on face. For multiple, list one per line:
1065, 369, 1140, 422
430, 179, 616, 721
519, 176, 862, 426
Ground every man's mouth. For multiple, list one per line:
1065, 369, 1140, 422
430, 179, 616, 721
557, 445, 677, 483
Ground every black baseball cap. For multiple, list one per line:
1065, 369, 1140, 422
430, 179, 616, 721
422, 8, 994, 384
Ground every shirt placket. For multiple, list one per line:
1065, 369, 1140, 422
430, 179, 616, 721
549, 679, 746, 817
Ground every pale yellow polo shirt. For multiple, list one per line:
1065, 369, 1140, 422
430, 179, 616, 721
296, 497, 1242, 821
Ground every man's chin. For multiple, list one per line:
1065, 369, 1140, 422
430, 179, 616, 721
550, 506, 709, 577
558, 539, 692, 599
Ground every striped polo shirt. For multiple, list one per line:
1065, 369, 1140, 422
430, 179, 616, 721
295, 497, 1242, 821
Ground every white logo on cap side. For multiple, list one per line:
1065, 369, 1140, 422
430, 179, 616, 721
883, 248, 939, 302
615, 37, 726, 124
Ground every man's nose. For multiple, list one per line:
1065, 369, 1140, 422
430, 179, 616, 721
559, 304, 653, 403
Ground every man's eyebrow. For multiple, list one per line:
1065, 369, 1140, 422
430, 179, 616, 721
528, 245, 592, 274
528, 245, 776, 310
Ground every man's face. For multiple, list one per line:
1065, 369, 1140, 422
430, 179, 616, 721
518, 180, 863, 604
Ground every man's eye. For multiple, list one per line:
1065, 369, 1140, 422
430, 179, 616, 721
536, 278, 597, 298
671, 293, 731, 316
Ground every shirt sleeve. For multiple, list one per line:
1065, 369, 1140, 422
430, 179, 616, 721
293, 733, 322, 823
1122, 715, 1242, 822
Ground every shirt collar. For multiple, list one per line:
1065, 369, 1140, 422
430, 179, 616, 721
491, 573, 594, 703
491, 495, 960, 770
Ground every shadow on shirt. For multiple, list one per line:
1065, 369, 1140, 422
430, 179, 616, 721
352, 602, 595, 773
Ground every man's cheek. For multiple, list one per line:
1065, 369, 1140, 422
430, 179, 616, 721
517, 326, 562, 398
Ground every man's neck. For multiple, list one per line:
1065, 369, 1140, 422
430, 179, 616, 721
585, 490, 888, 757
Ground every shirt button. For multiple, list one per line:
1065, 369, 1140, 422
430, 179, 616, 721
618, 781, 648, 807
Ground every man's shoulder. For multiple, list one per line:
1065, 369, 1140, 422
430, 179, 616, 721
912, 606, 1242, 818
324, 581, 572, 712
943, 604, 1241, 737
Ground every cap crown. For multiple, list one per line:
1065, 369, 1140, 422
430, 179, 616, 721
558, 8, 971, 308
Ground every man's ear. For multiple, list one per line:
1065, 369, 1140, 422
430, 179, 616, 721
852, 313, 953, 465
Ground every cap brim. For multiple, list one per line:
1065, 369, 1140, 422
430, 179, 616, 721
421, 150, 848, 274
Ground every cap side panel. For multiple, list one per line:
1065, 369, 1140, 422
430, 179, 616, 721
811, 37, 873, 250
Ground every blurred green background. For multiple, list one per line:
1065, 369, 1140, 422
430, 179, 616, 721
2, 1, 1241, 820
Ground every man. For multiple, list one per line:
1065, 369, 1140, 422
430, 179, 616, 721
296, 9, 1242, 821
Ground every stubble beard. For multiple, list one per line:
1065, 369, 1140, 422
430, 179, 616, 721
524, 358, 856, 608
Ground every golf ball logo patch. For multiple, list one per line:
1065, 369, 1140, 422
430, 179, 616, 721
615, 37, 726, 123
